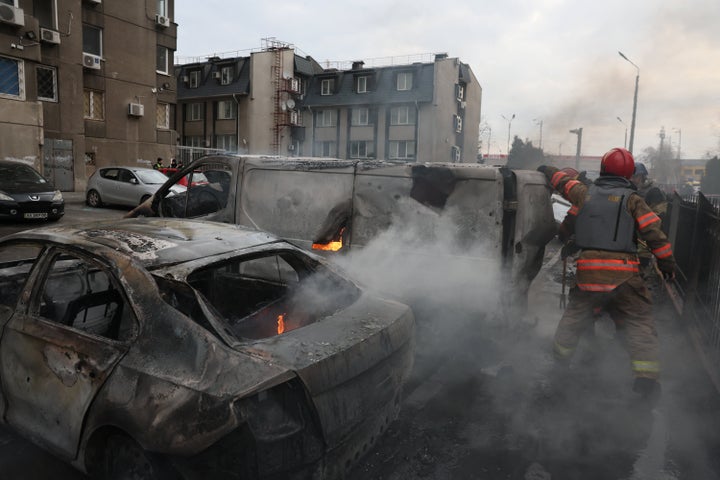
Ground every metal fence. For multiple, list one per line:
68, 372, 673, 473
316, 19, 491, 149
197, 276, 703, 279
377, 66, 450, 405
173, 146, 229, 167
667, 193, 720, 391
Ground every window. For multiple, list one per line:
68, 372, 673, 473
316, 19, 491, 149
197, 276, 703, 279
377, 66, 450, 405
451, 145, 461, 162
189, 70, 200, 88
351, 107, 369, 126
356, 76, 368, 93
316, 109, 336, 127
315, 141, 336, 157
0, 56, 24, 100
349, 141, 374, 159
35, 252, 136, 341
390, 105, 416, 125
156, 46, 169, 74
456, 83, 465, 101
389, 141, 416, 160
396, 72, 413, 91
0, 244, 42, 311
83, 89, 104, 120
454, 114, 463, 133
188, 102, 203, 121
157, 0, 167, 16
156, 102, 169, 129
82, 24, 102, 56
321, 78, 334, 96
36, 66, 57, 102
215, 134, 237, 151
217, 100, 236, 120
220, 65, 233, 85
34, 0, 57, 29
184, 136, 204, 148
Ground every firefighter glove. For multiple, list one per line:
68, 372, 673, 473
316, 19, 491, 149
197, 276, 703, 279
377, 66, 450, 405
561, 240, 579, 260
537, 165, 549, 175
657, 259, 676, 281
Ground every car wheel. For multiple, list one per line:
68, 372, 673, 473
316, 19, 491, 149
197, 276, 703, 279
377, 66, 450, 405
101, 434, 177, 480
87, 189, 103, 208
139, 194, 152, 205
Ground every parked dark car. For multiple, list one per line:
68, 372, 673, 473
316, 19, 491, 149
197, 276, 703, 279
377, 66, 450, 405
85, 166, 186, 208
0, 160, 64, 221
0, 218, 414, 479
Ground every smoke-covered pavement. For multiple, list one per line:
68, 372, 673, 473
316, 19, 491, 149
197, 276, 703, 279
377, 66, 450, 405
347, 239, 720, 480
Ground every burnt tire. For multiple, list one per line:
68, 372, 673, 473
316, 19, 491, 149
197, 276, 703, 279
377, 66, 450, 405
101, 434, 178, 480
87, 189, 103, 208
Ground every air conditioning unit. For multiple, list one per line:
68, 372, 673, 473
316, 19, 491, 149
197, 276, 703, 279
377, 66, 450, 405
289, 111, 299, 125
82, 53, 101, 70
128, 103, 144, 117
0, 4, 24, 26
212, 71, 221, 79
451, 146, 461, 162
40, 28, 61, 45
182, 75, 189, 83
155, 14, 170, 28
459, 101, 467, 110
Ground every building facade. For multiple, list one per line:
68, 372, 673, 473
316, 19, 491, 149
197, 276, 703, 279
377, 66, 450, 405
0, 0, 177, 191
175, 42, 482, 163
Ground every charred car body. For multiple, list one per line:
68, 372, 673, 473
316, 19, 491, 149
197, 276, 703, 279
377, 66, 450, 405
132, 155, 555, 313
0, 218, 414, 478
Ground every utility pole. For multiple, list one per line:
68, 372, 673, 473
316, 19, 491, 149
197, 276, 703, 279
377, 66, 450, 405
533, 118, 543, 149
570, 128, 583, 171
502, 114, 515, 155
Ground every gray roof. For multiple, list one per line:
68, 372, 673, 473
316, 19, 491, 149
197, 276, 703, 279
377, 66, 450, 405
302, 63, 436, 107
176, 57, 251, 98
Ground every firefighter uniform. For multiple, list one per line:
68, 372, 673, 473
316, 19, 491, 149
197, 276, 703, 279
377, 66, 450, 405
541, 165, 675, 385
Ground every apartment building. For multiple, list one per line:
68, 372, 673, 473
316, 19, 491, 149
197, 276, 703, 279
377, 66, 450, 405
175, 42, 482, 163
0, 0, 177, 191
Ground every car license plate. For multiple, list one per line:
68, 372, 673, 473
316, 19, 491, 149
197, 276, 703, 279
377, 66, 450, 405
24, 212, 48, 219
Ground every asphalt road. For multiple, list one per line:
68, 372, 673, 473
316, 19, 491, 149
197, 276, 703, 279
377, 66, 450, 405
1, 195, 720, 479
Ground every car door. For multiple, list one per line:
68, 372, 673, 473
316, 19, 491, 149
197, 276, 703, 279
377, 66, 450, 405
99, 168, 121, 204
0, 247, 136, 459
116, 168, 140, 206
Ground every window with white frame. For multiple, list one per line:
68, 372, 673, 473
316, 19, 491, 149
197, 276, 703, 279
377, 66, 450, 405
0, 56, 24, 100
34, 0, 58, 29
156, 46, 169, 74
349, 141, 374, 159
389, 140, 416, 160
316, 109, 336, 127
454, 114, 463, 133
396, 72, 413, 91
220, 65, 233, 85
315, 141, 336, 157
215, 134, 237, 151
36, 66, 57, 102
156, 0, 167, 16
188, 102, 203, 121
320, 78, 334, 96
351, 107, 369, 126
156, 102, 169, 129
356, 76, 368, 93
184, 136, 204, 147
456, 83, 465, 101
217, 100, 236, 120
189, 70, 200, 88
82, 24, 102, 56
83, 89, 104, 120
451, 145, 461, 162
390, 105, 416, 125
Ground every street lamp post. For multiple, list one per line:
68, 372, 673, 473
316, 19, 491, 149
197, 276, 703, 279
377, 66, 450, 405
533, 118, 543, 149
618, 51, 639, 154
617, 116, 628, 149
486, 126, 492, 157
673, 127, 682, 160
501, 114, 515, 155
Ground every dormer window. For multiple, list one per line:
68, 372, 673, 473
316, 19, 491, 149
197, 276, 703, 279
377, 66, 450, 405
220, 65, 233, 85
356, 76, 368, 93
321, 78, 334, 96
396, 72, 413, 91
189, 70, 200, 88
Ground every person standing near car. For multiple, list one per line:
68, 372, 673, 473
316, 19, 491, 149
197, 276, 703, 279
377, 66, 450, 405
170, 158, 178, 169
537, 147, 676, 403
154, 157, 164, 170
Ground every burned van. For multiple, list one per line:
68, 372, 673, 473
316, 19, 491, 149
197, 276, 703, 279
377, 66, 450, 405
131, 155, 555, 314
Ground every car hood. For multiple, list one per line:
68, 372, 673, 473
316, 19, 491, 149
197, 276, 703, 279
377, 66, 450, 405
0, 182, 57, 195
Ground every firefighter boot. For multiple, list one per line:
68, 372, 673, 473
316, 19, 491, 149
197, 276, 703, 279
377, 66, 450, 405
632, 377, 661, 407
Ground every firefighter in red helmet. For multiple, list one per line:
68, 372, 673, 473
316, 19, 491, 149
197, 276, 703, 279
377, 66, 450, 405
538, 147, 676, 403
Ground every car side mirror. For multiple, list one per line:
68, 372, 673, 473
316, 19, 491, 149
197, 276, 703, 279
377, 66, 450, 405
129, 178, 138, 184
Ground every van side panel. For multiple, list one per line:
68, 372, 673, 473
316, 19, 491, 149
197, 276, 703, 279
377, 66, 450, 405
237, 160, 356, 250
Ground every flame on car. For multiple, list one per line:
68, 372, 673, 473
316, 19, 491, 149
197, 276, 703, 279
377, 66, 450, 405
312, 227, 344, 252
277, 313, 285, 335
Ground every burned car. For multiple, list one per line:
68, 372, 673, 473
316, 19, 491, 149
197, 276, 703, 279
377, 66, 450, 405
0, 218, 414, 479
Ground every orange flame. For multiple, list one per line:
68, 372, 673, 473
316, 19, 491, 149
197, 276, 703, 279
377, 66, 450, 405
277, 314, 285, 335
312, 227, 345, 251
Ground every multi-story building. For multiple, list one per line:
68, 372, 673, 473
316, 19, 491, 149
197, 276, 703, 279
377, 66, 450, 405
0, 0, 177, 191
175, 41, 482, 163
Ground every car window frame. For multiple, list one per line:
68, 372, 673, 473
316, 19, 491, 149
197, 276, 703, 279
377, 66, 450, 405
0, 240, 47, 316
27, 245, 140, 345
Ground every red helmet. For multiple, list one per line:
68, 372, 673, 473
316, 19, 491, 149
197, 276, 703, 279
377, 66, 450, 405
560, 167, 579, 178
600, 147, 635, 179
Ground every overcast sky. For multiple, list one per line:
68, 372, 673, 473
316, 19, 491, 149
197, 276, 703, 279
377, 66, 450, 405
175, 0, 719, 159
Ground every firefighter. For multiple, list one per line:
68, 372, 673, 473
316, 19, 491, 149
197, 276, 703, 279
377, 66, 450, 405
631, 163, 668, 283
537, 147, 676, 402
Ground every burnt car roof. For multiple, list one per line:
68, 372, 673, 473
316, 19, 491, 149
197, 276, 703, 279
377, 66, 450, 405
2, 218, 281, 268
